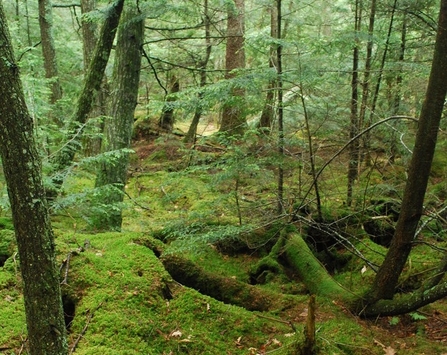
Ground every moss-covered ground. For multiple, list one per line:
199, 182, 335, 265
1, 133, 447, 354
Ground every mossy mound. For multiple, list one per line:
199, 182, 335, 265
0, 232, 295, 354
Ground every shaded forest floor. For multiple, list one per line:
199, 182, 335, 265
1, 127, 447, 354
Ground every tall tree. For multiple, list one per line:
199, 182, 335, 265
219, 0, 246, 135
95, 2, 144, 231
51, 0, 124, 190
259, 4, 278, 130
184, 0, 212, 143
38, 0, 63, 103
369, 0, 447, 302
258, 3, 278, 131
81, 0, 108, 156
346, 0, 362, 207
0, 4, 67, 354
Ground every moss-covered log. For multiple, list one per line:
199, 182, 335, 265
283, 233, 357, 303
161, 254, 276, 311
360, 281, 447, 317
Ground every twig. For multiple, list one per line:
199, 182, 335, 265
255, 313, 296, 332
17, 335, 27, 355
60, 252, 72, 285
123, 190, 151, 211
69, 302, 103, 354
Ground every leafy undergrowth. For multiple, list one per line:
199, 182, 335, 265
2, 134, 447, 354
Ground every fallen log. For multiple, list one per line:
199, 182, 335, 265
161, 254, 277, 311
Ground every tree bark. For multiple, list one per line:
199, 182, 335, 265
369, 0, 447, 301
95, 3, 144, 231
219, 0, 246, 135
346, 0, 361, 207
38, 0, 63, 104
184, 0, 212, 143
51, 0, 124, 189
258, 3, 278, 131
158, 75, 180, 132
0, 5, 67, 354
81, 0, 108, 157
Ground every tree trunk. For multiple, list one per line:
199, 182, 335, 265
369, 0, 447, 301
0, 5, 67, 354
81, 0, 108, 157
38, 0, 63, 104
358, 0, 376, 166
51, 0, 124, 190
158, 75, 180, 132
258, 3, 278, 131
388, 15, 406, 163
346, 0, 361, 207
95, 3, 144, 231
276, 0, 284, 214
184, 0, 212, 143
219, 0, 246, 135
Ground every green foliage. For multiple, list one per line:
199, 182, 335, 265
389, 316, 400, 326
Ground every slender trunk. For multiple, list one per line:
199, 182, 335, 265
38, 0, 63, 104
277, 0, 284, 215
259, 3, 278, 131
51, 0, 124, 189
347, 0, 362, 207
370, 0, 447, 301
95, 4, 144, 231
0, 5, 67, 354
299, 80, 322, 220
358, 0, 376, 166
184, 0, 212, 143
389, 16, 406, 163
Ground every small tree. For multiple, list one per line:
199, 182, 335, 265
0, 4, 67, 354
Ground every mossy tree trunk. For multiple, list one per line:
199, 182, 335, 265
281, 232, 447, 317
38, 0, 63, 104
95, 3, 144, 231
0, 5, 67, 354
51, 0, 124, 189
158, 74, 180, 132
81, 0, 108, 157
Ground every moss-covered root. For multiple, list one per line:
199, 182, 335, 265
249, 234, 285, 284
284, 233, 357, 304
161, 254, 276, 311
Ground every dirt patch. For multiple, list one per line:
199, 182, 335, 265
371, 310, 447, 342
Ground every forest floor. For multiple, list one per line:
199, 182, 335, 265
1, 126, 447, 354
